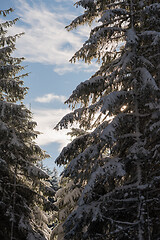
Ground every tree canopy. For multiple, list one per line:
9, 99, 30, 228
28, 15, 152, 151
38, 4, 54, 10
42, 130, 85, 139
53, 1, 160, 239
0, 8, 55, 240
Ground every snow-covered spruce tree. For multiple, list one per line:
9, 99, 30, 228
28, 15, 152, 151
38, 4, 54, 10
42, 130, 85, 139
37, 162, 59, 192
53, 1, 160, 239
0, 9, 55, 240
51, 129, 85, 240
50, 167, 59, 192
50, 177, 82, 240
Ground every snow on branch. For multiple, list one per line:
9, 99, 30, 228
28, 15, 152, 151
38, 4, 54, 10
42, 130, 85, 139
79, 157, 125, 205
27, 164, 48, 179
98, 8, 128, 24
143, 3, 160, 14
66, 12, 95, 31
70, 26, 123, 63
65, 75, 105, 105
137, 67, 159, 90
99, 90, 128, 114
126, 28, 139, 46
116, 51, 134, 70
54, 107, 87, 130
62, 143, 102, 177
55, 133, 90, 165
140, 31, 160, 46
76, 0, 95, 9
100, 114, 122, 143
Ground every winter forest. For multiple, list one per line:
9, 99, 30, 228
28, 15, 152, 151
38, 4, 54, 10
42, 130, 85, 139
0, 0, 160, 240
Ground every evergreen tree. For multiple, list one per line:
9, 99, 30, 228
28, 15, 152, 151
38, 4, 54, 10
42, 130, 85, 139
53, 0, 160, 239
0, 9, 54, 240
51, 176, 82, 240
50, 167, 59, 192
51, 129, 84, 240
37, 162, 59, 192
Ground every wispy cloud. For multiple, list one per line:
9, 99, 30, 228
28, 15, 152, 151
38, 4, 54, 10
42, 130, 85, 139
8, 0, 99, 74
55, 0, 74, 2
35, 93, 66, 103
33, 108, 70, 150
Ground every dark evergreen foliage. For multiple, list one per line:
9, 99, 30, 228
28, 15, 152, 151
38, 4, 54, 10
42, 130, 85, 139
53, 1, 160, 239
0, 9, 54, 240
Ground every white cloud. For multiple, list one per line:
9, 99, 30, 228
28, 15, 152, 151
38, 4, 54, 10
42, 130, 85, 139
8, 0, 99, 74
33, 108, 71, 151
55, 0, 74, 2
35, 93, 66, 103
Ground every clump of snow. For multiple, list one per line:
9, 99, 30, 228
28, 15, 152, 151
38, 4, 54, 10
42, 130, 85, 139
79, 158, 125, 205
98, 10, 114, 23
126, 28, 139, 45
137, 67, 159, 90
27, 165, 48, 178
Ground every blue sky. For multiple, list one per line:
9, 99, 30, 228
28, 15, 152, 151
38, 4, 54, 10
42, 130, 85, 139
1, 0, 98, 173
